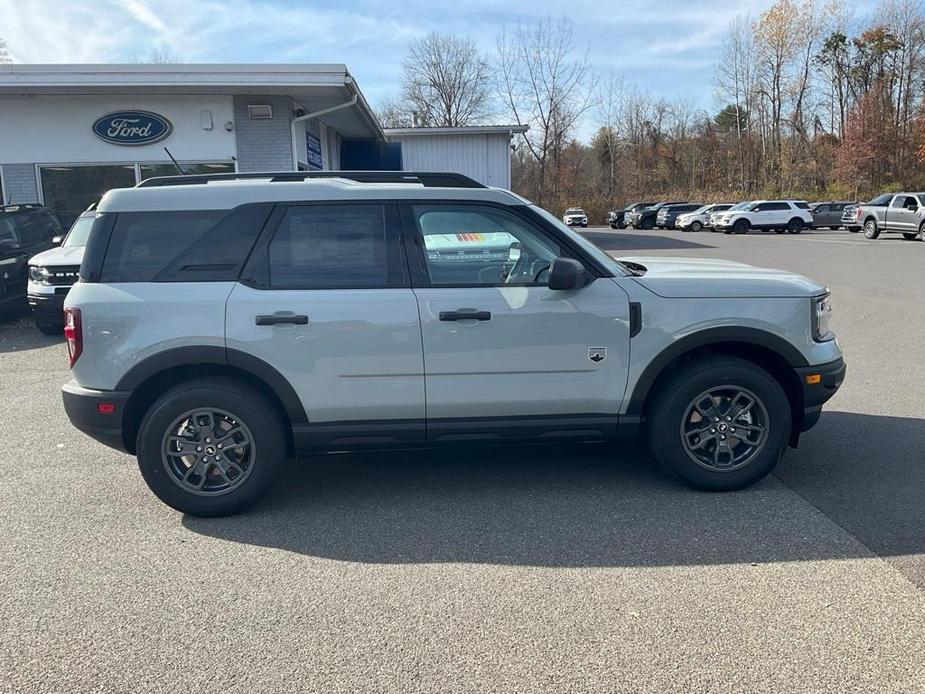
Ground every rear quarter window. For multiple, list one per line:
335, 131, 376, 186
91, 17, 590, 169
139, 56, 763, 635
99, 205, 271, 283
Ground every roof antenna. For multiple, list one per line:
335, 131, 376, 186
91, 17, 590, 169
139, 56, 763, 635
164, 147, 186, 174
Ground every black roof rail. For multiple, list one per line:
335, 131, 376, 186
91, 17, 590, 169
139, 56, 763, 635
136, 171, 486, 189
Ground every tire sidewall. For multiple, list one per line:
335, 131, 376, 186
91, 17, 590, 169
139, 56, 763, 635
648, 360, 791, 490
136, 378, 285, 516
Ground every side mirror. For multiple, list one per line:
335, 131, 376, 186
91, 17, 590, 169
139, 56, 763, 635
52, 235, 63, 245
547, 257, 591, 290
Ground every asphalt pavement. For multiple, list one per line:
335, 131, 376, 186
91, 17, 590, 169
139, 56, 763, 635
0, 227, 923, 693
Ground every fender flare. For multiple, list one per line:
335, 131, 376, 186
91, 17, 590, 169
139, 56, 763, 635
624, 327, 808, 415
115, 346, 307, 423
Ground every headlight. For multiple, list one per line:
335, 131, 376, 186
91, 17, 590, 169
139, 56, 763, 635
29, 266, 48, 283
813, 294, 834, 341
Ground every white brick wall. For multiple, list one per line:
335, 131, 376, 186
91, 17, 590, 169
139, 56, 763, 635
1, 163, 39, 204
232, 96, 294, 172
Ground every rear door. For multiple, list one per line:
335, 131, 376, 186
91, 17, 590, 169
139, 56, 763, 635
402, 202, 630, 440
889, 195, 919, 233
226, 202, 425, 444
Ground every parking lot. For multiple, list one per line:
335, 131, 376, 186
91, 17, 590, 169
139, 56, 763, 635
1, 226, 924, 693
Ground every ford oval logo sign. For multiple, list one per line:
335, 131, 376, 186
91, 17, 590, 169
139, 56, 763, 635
92, 111, 172, 146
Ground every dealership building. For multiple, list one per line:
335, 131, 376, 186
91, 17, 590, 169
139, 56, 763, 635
0, 64, 526, 225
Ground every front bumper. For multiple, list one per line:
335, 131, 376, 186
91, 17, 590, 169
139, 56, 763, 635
796, 357, 846, 432
62, 380, 131, 452
27, 290, 67, 316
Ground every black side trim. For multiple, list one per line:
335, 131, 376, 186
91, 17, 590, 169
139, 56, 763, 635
428, 414, 619, 445
625, 327, 810, 415
114, 346, 307, 424
293, 419, 426, 451
291, 414, 624, 453
629, 302, 642, 338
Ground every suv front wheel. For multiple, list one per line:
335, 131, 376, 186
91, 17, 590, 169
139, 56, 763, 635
647, 357, 791, 491
136, 377, 286, 516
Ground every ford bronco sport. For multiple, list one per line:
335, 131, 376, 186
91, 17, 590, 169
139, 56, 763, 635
62, 171, 845, 517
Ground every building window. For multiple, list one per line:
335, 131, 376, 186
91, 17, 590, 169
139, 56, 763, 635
38, 161, 235, 227
39, 165, 136, 228
139, 162, 235, 181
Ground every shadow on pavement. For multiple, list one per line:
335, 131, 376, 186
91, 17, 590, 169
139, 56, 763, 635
184, 411, 925, 579
0, 309, 63, 354
581, 230, 715, 252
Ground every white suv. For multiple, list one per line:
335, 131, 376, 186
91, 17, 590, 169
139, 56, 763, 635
61, 171, 844, 516
714, 200, 814, 235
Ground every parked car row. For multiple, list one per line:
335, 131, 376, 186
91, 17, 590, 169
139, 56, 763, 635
605, 197, 918, 236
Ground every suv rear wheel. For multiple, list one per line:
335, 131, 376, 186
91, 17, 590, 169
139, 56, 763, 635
646, 356, 791, 491
786, 218, 804, 234
136, 377, 286, 516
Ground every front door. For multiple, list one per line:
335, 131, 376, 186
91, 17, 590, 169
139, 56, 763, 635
402, 203, 631, 436
226, 202, 425, 442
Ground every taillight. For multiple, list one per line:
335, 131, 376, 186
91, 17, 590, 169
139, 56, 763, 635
64, 307, 82, 367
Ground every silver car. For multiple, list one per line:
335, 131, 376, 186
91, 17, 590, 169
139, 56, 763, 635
61, 171, 845, 516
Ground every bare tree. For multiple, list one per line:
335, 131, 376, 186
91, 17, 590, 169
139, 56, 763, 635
401, 32, 494, 127
375, 93, 413, 128
0, 38, 12, 64
595, 73, 629, 206
497, 17, 595, 205
715, 15, 756, 191
135, 48, 182, 64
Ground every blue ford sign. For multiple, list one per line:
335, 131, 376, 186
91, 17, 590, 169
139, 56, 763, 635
92, 111, 172, 146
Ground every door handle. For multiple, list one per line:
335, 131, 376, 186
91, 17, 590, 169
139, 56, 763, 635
255, 312, 309, 326
439, 308, 491, 322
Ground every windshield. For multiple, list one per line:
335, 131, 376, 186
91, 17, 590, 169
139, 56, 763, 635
726, 201, 752, 212
530, 206, 627, 276
690, 205, 710, 214
565, 209, 584, 215
63, 216, 95, 247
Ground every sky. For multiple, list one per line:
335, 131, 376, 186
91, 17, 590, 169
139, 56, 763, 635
0, 0, 877, 137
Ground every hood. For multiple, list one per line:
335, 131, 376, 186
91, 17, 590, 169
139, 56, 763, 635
28, 245, 86, 267
619, 256, 827, 298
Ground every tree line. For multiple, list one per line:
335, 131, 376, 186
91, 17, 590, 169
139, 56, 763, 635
379, 0, 925, 222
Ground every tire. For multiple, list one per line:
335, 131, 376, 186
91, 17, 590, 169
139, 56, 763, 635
829, 226, 840, 230
786, 218, 804, 234
690, 221, 703, 232
902, 232, 918, 240
733, 219, 750, 235
647, 356, 791, 491
135, 376, 286, 517
34, 315, 63, 335
864, 218, 880, 239
610, 223, 618, 229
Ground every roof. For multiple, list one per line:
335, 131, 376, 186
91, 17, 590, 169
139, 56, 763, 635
97, 176, 522, 213
384, 125, 529, 137
0, 63, 383, 140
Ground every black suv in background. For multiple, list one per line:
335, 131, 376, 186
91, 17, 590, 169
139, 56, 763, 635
656, 203, 703, 229
609, 202, 655, 229
0, 204, 62, 314
630, 201, 687, 230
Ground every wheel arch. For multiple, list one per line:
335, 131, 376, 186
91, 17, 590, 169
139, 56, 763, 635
626, 329, 807, 445
117, 346, 306, 454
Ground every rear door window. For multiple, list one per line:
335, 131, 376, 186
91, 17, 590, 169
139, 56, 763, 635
263, 204, 402, 289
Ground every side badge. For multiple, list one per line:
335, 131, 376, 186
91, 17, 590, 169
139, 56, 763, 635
588, 347, 607, 363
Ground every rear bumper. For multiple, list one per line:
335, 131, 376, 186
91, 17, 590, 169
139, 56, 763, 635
62, 380, 130, 452
796, 357, 846, 432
